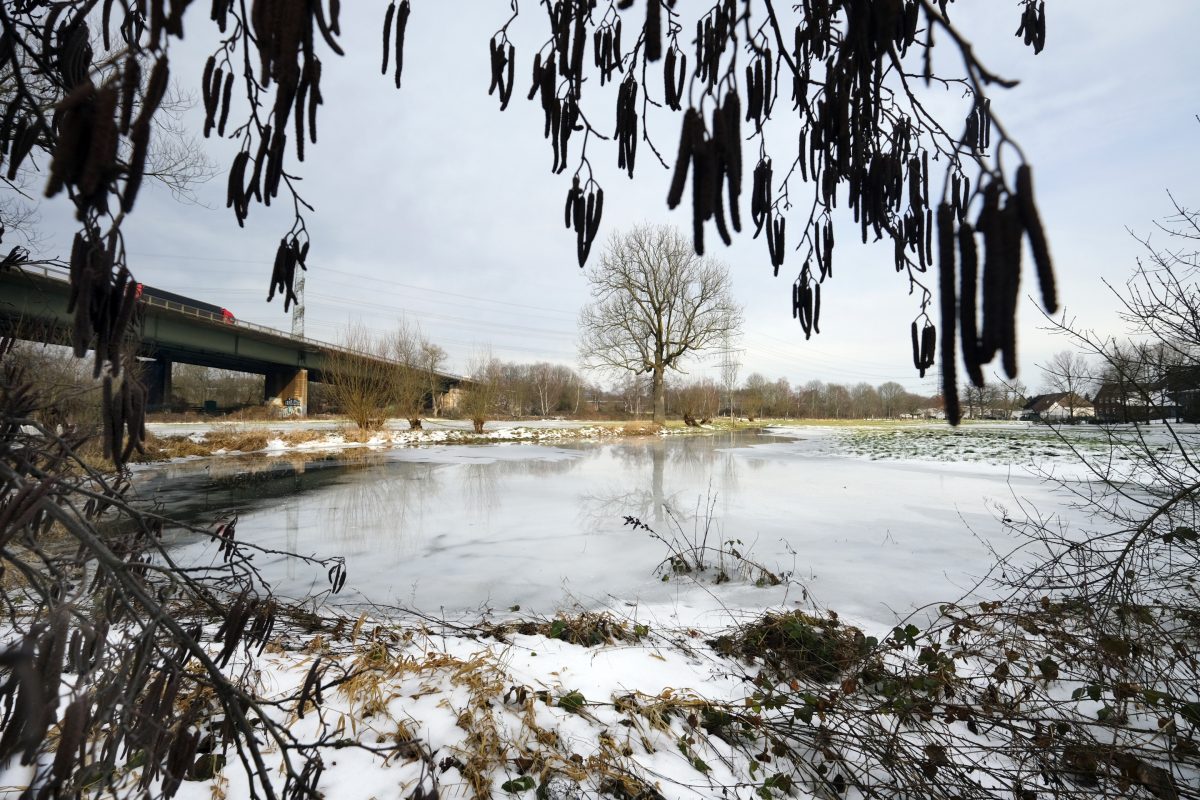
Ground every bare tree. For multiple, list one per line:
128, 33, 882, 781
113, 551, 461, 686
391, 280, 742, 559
719, 331, 741, 422
877, 381, 906, 419
1116, 198, 1200, 363
675, 377, 720, 426
1049, 195, 1200, 424
528, 362, 574, 418
824, 383, 851, 419
850, 382, 881, 419
617, 373, 649, 419
960, 381, 1003, 420
388, 319, 443, 430
4, 340, 103, 430
1041, 349, 1094, 419
771, 377, 793, 418
740, 373, 769, 421
323, 322, 393, 430
420, 342, 448, 417
497, 362, 532, 417
568, 372, 586, 417
460, 349, 502, 433
579, 225, 742, 424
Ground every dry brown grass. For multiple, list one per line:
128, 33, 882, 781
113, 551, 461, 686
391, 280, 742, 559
483, 612, 649, 647
129, 427, 381, 460
333, 426, 387, 444
202, 424, 271, 453
277, 429, 327, 446
140, 433, 212, 459
611, 421, 662, 437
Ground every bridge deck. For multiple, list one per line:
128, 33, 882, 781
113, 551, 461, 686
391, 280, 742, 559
0, 263, 463, 387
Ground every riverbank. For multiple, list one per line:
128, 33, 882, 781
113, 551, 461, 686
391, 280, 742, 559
140, 418, 667, 460
154, 588, 1198, 800
139, 416, 1035, 461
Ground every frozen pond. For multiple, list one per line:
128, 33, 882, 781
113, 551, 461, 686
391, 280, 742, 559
131, 426, 1096, 631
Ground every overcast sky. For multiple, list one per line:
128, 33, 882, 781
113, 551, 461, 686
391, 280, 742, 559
28, 2, 1200, 394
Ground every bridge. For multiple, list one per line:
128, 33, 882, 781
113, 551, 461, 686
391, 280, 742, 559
0, 263, 463, 415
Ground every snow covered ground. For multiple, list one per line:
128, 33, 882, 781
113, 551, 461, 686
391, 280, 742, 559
147, 417, 602, 439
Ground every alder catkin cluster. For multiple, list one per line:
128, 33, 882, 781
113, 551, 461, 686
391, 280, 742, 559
667, 93, 743, 256
43, 45, 165, 220
381, 1, 411, 88
530, 51, 581, 175
693, 2, 735, 92
565, 176, 603, 267
743, 47, 774, 132
662, 41, 686, 111
593, 17, 623, 85
792, 262, 821, 340
911, 319, 936, 378
1015, 0, 1047, 54
268, 231, 310, 312
100, 367, 147, 467
221, 0, 335, 229
614, 74, 639, 179
937, 167, 1056, 423
488, 34, 516, 111
8, 5, 170, 462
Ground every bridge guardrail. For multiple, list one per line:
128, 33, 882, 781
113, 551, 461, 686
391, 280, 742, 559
12, 261, 466, 381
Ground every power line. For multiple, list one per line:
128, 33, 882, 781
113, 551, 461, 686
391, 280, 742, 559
130, 252, 579, 317
305, 291, 577, 339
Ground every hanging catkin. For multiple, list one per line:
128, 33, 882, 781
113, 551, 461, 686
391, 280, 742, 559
957, 221, 983, 387
937, 203, 961, 425
1015, 164, 1056, 313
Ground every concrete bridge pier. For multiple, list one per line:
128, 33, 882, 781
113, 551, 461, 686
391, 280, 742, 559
144, 359, 173, 410
265, 368, 308, 417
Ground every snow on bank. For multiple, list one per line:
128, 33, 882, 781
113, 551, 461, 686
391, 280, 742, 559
171, 609, 770, 800
146, 419, 662, 459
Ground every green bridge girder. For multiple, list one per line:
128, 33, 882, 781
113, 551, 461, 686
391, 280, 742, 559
0, 266, 461, 391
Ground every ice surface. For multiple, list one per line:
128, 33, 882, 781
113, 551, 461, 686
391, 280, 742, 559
133, 426, 1098, 632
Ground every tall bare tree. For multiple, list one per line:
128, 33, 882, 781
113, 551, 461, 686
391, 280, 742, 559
877, 381, 906, 419
460, 348, 502, 433
420, 342, 448, 417
675, 377, 720, 425
719, 331, 741, 422
388, 319, 443, 429
1041, 349, 1094, 419
323, 322, 393, 430
579, 225, 742, 424
529, 362, 574, 418
741, 373, 770, 421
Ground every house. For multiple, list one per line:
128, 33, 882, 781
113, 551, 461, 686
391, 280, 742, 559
919, 398, 946, 420
1024, 392, 1095, 421
1091, 365, 1200, 423
1164, 365, 1200, 422
1093, 381, 1155, 423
